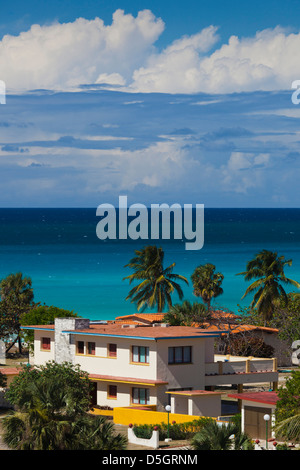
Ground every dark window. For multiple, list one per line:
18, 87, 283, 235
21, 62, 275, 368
77, 341, 84, 354
41, 337, 51, 350
108, 343, 117, 357
168, 346, 192, 364
108, 385, 117, 398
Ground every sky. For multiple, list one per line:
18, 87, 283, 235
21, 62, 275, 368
0, 1, 299, 207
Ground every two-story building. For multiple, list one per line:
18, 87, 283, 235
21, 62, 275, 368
22, 317, 279, 417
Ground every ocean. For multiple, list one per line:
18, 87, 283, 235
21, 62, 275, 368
0, 208, 299, 320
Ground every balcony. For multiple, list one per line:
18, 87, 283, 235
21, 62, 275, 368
205, 355, 278, 388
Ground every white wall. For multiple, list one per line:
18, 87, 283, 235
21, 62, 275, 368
34, 330, 55, 365
72, 335, 157, 381
93, 381, 157, 409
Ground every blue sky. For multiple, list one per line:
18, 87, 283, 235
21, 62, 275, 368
0, 1, 299, 207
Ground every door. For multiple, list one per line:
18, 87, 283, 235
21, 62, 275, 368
244, 405, 272, 440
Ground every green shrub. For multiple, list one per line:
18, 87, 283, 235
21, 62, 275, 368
132, 424, 154, 439
275, 443, 291, 450
132, 417, 214, 440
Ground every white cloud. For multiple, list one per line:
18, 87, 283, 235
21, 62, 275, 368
2, 11, 300, 94
130, 25, 300, 94
0, 9, 164, 91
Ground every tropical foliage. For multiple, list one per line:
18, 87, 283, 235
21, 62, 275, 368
163, 299, 209, 326
123, 245, 188, 312
0, 272, 35, 353
190, 420, 254, 450
237, 250, 300, 323
275, 370, 300, 442
21, 305, 79, 352
191, 263, 224, 311
3, 361, 127, 450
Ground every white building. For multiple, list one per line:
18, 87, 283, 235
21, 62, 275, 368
22, 318, 279, 416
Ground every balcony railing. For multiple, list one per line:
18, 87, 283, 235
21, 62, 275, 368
205, 356, 277, 376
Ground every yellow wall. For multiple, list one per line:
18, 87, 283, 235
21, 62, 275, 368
113, 406, 202, 426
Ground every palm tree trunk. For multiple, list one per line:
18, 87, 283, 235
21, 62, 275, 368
18, 335, 22, 354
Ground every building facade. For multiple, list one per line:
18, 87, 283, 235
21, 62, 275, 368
23, 318, 279, 415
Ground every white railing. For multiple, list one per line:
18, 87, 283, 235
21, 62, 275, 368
205, 357, 276, 376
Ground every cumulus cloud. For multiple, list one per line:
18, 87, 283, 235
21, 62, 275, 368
2, 9, 300, 94
130, 26, 300, 93
0, 9, 164, 91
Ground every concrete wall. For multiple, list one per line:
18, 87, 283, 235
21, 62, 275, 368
189, 395, 221, 418
54, 318, 90, 364
128, 427, 159, 449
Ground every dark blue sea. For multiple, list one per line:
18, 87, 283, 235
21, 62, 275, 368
0, 208, 299, 320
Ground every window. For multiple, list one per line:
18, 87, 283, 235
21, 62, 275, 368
132, 346, 149, 364
132, 387, 150, 405
41, 337, 51, 350
168, 346, 192, 364
87, 342, 95, 355
108, 343, 117, 358
108, 385, 117, 399
76, 341, 84, 354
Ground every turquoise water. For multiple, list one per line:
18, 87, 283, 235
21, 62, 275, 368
0, 208, 299, 320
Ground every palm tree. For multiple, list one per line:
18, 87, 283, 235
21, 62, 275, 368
190, 420, 253, 450
163, 300, 208, 326
123, 245, 188, 312
274, 413, 300, 442
237, 250, 300, 323
2, 379, 127, 450
191, 263, 224, 312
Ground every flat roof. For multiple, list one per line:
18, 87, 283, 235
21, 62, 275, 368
89, 373, 168, 386
22, 323, 227, 340
166, 390, 223, 397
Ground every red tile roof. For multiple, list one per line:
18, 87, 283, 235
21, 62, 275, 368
114, 313, 165, 323
228, 391, 279, 405
22, 323, 225, 339
64, 323, 224, 339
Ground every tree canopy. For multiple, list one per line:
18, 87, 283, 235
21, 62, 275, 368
21, 305, 79, 351
123, 245, 188, 312
191, 263, 224, 311
3, 361, 127, 450
237, 250, 300, 323
0, 272, 35, 353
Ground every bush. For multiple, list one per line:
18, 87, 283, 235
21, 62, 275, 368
227, 336, 274, 358
133, 417, 214, 441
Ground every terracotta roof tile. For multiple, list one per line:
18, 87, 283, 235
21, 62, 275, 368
228, 391, 279, 405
